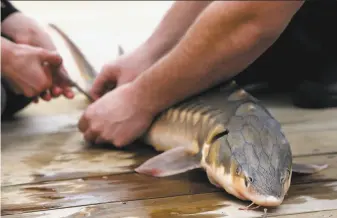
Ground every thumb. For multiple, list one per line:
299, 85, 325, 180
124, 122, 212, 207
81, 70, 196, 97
40, 50, 63, 67
90, 65, 119, 100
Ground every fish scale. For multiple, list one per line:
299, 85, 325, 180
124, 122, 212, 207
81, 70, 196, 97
49, 23, 329, 208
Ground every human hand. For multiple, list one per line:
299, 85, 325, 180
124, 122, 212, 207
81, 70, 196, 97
90, 45, 157, 100
1, 12, 74, 101
1, 41, 63, 99
78, 83, 155, 147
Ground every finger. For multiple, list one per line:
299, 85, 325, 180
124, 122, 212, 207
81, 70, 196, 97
33, 97, 39, 104
90, 66, 118, 100
95, 136, 107, 145
52, 65, 72, 87
62, 87, 75, 99
83, 129, 98, 143
42, 62, 54, 89
78, 113, 89, 133
51, 86, 62, 97
40, 50, 63, 67
40, 90, 52, 101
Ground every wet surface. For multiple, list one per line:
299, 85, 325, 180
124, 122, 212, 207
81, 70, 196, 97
149, 203, 229, 218
2, 134, 337, 216
1, 131, 156, 186
1, 170, 218, 215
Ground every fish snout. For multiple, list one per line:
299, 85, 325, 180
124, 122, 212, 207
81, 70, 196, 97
252, 195, 284, 207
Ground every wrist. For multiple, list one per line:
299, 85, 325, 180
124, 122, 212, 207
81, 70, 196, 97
127, 79, 164, 116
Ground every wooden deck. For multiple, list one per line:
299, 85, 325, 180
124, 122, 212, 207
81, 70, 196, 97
2, 2, 337, 217
1, 93, 337, 218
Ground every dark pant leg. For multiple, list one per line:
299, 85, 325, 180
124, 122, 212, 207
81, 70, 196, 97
1, 34, 33, 119
233, 0, 337, 108
1, 78, 33, 119
289, 0, 337, 108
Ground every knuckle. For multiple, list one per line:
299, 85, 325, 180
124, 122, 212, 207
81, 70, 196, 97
113, 137, 125, 147
83, 107, 95, 121
89, 124, 101, 134
83, 110, 91, 121
99, 131, 114, 144
24, 90, 35, 97
100, 130, 110, 140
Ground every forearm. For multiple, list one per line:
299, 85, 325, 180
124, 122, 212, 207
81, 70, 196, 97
1, 37, 16, 73
132, 1, 304, 114
142, 1, 212, 61
1, 10, 54, 50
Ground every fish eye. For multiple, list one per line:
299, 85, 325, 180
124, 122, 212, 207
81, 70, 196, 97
244, 177, 253, 187
236, 166, 241, 175
280, 169, 291, 184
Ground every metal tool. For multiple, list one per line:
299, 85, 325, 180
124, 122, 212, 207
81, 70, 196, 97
62, 74, 94, 102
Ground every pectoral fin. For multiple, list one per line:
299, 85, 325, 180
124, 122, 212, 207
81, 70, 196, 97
292, 163, 328, 174
135, 146, 201, 177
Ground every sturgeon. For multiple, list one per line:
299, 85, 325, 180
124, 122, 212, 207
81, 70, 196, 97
49, 24, 328, 208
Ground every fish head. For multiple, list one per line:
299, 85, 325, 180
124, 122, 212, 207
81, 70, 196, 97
203, 102, 293, 207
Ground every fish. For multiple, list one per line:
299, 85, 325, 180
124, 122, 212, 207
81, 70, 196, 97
49, 23, 328, 208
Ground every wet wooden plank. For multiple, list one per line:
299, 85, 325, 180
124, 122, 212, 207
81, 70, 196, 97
1, 170, 217, 215
291, 154, 337, 184
1, 112, 82, 137
2, 153, 336, 215
1, 131, 156, 187
3, 181, 337, 217
277, 210, 337, 218
2, 126, 337, 187
2, 121, 337, 187
287, 129, 337, 157
15, 95, 89, 117
4, 210, 337, 218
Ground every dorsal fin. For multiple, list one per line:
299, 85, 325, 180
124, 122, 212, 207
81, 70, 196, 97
118, 45, 125, 56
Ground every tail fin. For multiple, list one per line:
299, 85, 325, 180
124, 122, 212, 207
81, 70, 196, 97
48, 23, 97, 91
49, 23, 126, 94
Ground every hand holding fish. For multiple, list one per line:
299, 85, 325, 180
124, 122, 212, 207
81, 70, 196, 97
90, 45, 157, 100
78, 83, 155, 147
1, 12, 74, 101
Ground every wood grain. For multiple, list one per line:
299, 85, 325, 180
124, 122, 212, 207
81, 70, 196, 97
276, 210, 337, 218
4, 209, 337, 218
3, 181, 337, 218
2, 153, 336, 215
2, 125, 336, 187
1, 131, 155, 187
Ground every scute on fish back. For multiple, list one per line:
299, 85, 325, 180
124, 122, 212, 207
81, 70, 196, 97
49, 23, 328, 208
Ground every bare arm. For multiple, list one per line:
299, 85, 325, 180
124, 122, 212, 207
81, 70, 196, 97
1, 37, 17, 74
131, 1, 304, 114
142, 1, 212, 61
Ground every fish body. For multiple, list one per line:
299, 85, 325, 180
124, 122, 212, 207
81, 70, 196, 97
49, 24, 328, 207
137, 81, 293, 206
